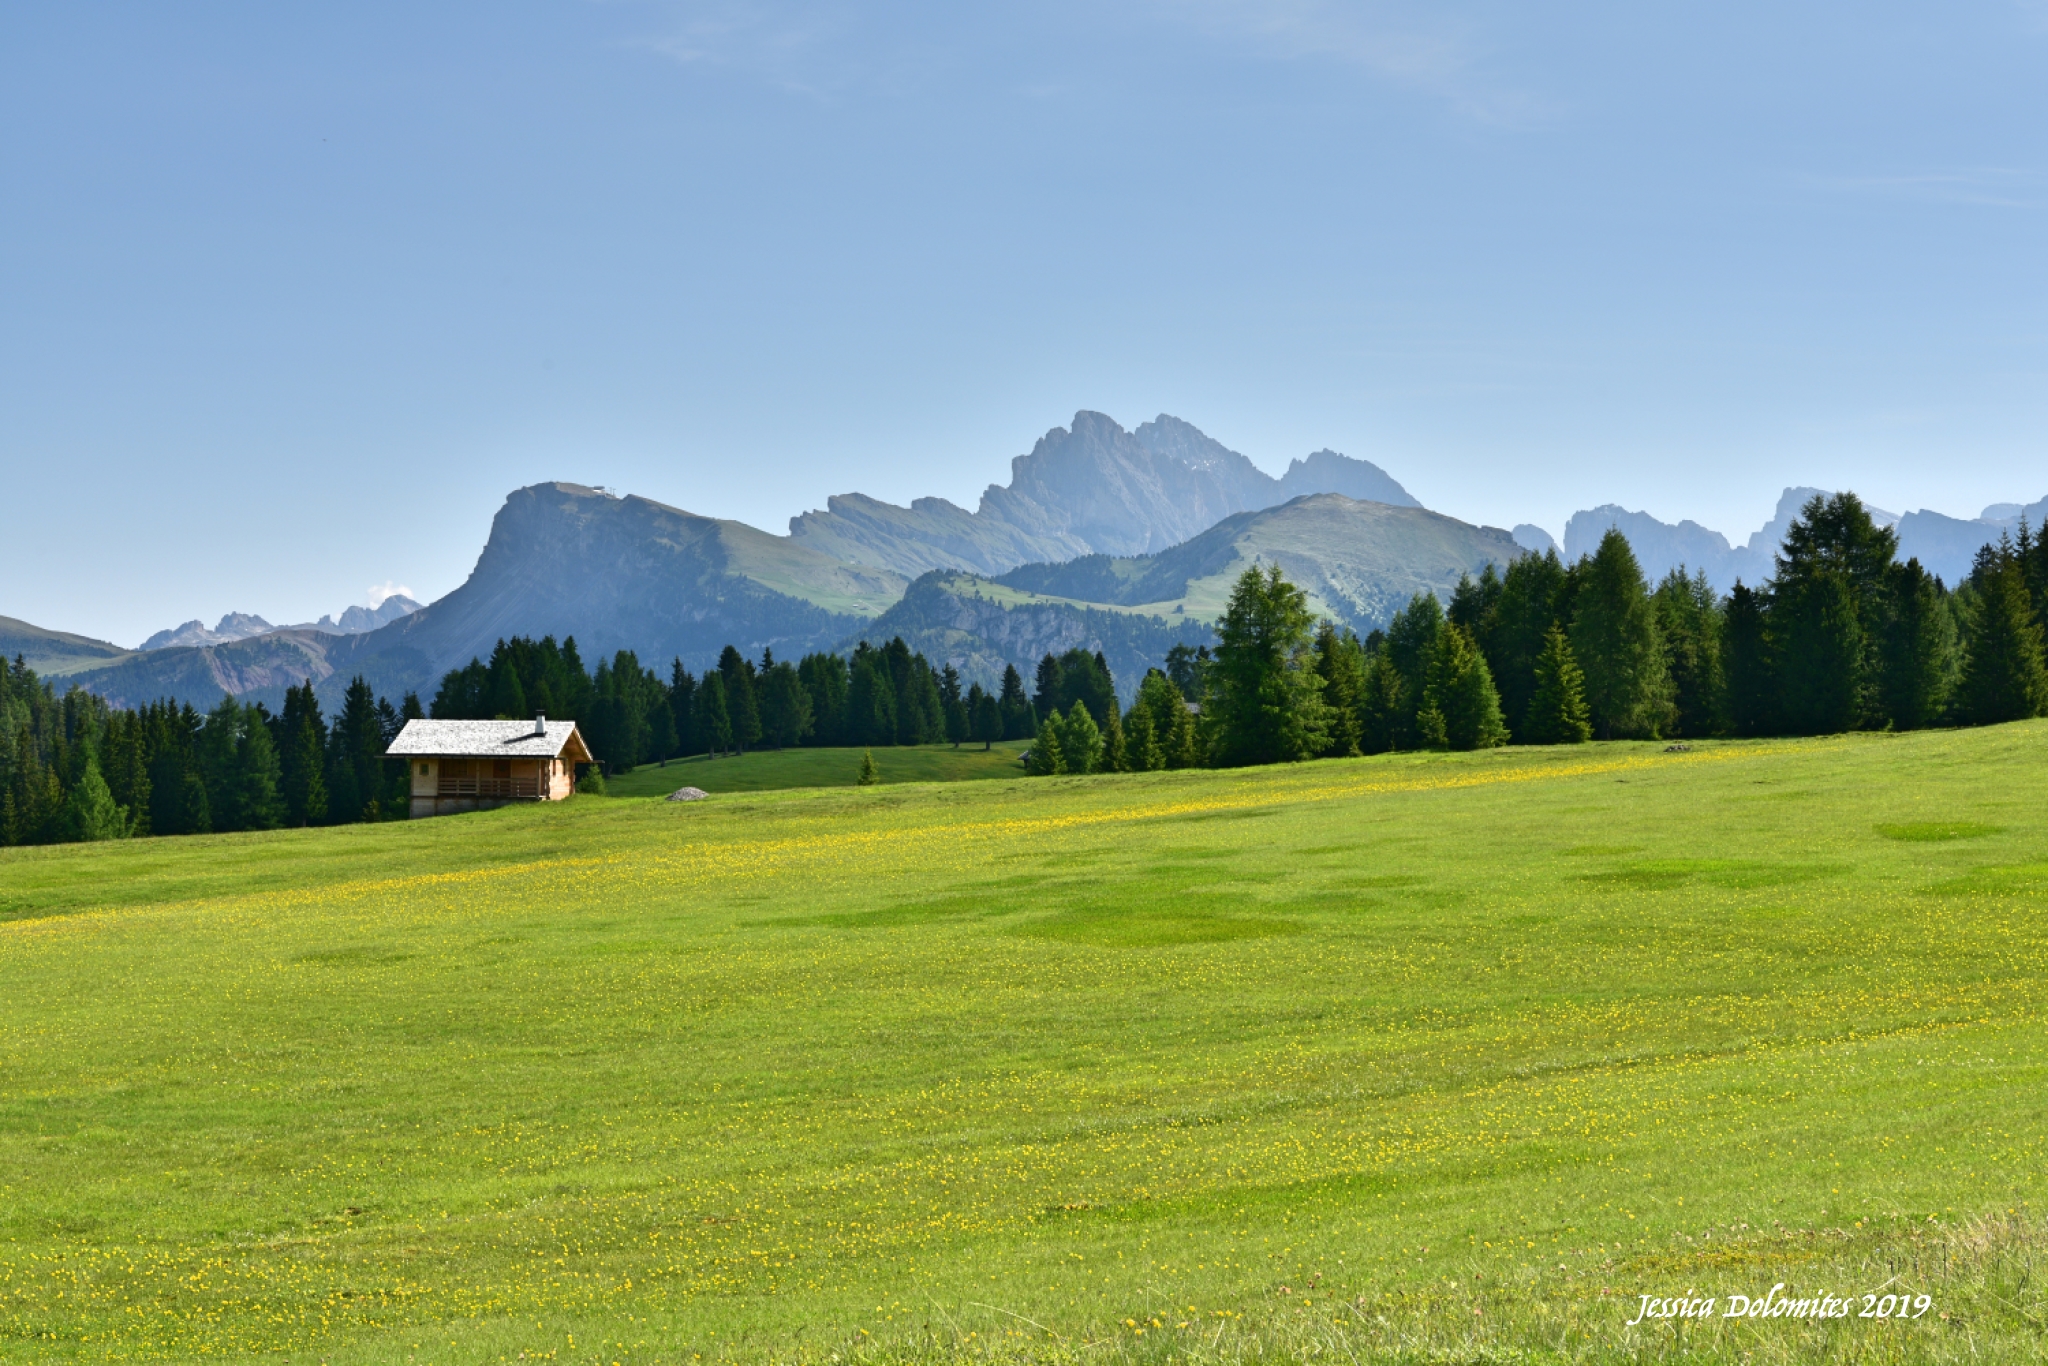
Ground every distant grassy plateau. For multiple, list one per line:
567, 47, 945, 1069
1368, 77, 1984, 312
3, 725, 2047, 1363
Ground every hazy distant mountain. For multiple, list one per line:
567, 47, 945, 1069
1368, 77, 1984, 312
72, 483, 908, 708
138, 597, 423, 652
1565, 488, 1898, 592
1893, 495, 2048, 584
788, 411, 1418, 577
140, 612, 277, 651
1565, 487, 2039, 591
1511, 525, 1558, 555
297, 595, 423, 635
997, 493, 1522, 633
851, 573, 1215, 703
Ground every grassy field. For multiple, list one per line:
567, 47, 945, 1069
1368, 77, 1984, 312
603, 742, 1032, 798
2, 724, 2047, 1363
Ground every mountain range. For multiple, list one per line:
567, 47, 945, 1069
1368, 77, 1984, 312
137, 597, 423, 652
14, 409, 2042, 713
1561, 490, 2047, 592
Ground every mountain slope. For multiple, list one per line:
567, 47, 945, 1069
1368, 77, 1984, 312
850, 573, 1215, 702
788, 411, 1418, 577
996, 494, 1522, 632
71, 484, 909, 709
0, 617, 136, 678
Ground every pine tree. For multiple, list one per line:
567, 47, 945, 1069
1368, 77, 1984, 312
968, 685, 1002, 751
1060, 702, 1103, 774
797, 653, 848, 747
1772, 567, 1862, 735
62, 747, 127, 841
1382, 593, 1445, 748
1100, 698, 1127, 772
1033, 654, 1064, 725
1024, 724, 1065, 776
1723, 582, 1774, 736
847, 652, 896, 747
1654, 568, 1722, 737
1205, 563, 1329, 767
1124, 701, 1163, 771
236, 708, 286, 830
940, 665, 968, 747
719, 646, 762, 752
856, 750, 880, 786
1422, 624, 1508, 750
1879, 558, 1957, 731
1313, 621, 1365, 757
1523, 626, 1592, 744
998, 664, 1035, 740
759, 661, 812, 749
1957, 557, 2048, 724
1357, 647, 1405, 755
1570, 529, 1667, 739
694, 672, 734, 756
1488, 548, 1571, 741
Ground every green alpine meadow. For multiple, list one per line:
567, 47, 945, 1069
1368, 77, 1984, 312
3, 721, 2047, 1363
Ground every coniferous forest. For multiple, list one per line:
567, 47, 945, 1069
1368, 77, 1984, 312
6, 495, 2044, 843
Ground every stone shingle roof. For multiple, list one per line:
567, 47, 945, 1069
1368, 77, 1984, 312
385, 718, 591, 762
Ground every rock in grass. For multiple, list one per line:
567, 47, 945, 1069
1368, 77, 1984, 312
665, 787, 709, 802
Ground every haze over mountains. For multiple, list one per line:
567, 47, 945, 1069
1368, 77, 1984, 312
786, 411, 1419, 576
11, 407, 2042, 715
1561, 490, 2048, 593
137, 597, 422, 652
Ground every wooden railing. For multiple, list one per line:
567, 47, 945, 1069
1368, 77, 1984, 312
437, 776, 540, 799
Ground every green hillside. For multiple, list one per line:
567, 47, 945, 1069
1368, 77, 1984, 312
604, 740, 1031, 795
3, 724, 2047, 1361
0, 614, 133, 677
997, 493, 1526, 628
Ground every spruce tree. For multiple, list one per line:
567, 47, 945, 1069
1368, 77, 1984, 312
1100, 698, 1127, 772
968, 685, 1002, 751
1313, 621, 1365, 757
1205, 563, 1329, 767
62, 747, 127, 841
1061, 701, 1103, 774
846, 653, 895, 747
1382, 593, 1445, 747
236, 708, 286, 830
1771, 567, 1862, 735
719, 646, 762, 752
1722, 582, 1774, 735
1490, 549, 1570, 739
1523, 626, 1592, 744
694, 672, 733, 757
759, 661, 812, 749
1033, 654, 1064, 724
1654, 568, 1723, 737
1957, 557, 2048, 724
1025, 724, 1065, 776
1570, 529, 1667, 739
1422, 624, 1507, 750
856, 750, 880, 786
1878, 558, 1956, 730
1357, 647, 1405, 755
1125, 702, 1163, 771
998, 664, 1035, 740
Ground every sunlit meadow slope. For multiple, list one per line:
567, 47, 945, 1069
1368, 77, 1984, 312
2, 724, 2046, 1363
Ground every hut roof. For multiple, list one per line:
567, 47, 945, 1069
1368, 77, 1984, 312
385, 718, 592, 763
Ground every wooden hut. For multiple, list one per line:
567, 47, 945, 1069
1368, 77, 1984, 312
385, 714, 593, 819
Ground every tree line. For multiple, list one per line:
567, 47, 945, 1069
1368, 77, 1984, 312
1, 664, 424, 846
1121, 494, 2047, 772
426, 635, 1045, 771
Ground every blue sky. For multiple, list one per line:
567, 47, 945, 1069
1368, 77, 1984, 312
4, 2, 2045, 645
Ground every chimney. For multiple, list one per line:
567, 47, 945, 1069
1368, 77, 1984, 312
534, 712, 546, 736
